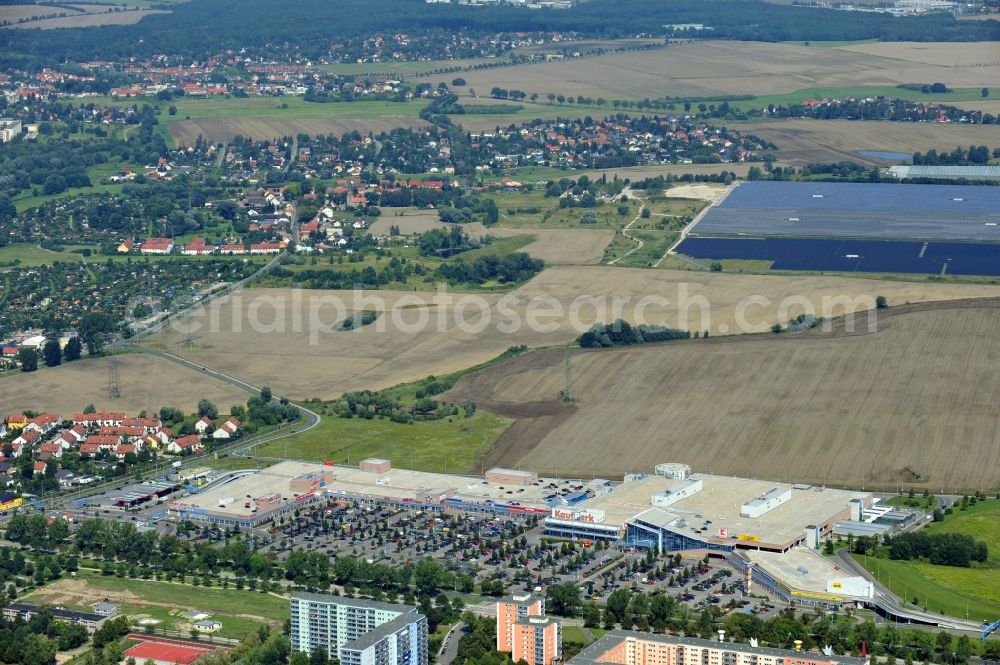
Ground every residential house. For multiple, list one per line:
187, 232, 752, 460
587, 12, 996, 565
167, 435, 203, 454
25, 413, 60, 434
4, 415, 27, 431
139, 238, 175, 255
194, 417, 214, 434
12, 429, 40, 448
113, 443, 137, 459
212, 417, 241, 440
55, 469, 75, 487
38, 443, 63, 459
83, 435, 119, 451
73, 412, 126, 427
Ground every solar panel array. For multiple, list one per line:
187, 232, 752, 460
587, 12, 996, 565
677, 237, 1000, 276
694, 182, 1000, 241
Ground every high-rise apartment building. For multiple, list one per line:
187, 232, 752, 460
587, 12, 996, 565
290, 593, 428, 665
511, 615, 562, 665
568, 630, 868, 665
497, 593, 561, 665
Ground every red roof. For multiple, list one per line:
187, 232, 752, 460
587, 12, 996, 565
173, 435, 201, 449
84, 435, 119, 446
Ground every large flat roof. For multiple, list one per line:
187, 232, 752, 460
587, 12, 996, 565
178, 461, 867, 549
177, 460, 598, 519
574, 473, 867, 549
747, 547, 863, 597
692, 181, 1000, 241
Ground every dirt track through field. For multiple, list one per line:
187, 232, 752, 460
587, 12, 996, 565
446, 297, 1000, 492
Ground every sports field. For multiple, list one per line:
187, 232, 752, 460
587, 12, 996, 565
446, 301, 1000, 492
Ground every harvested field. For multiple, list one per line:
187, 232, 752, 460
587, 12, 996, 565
168, 116, 427, 147
4, 7, 167, 27
729, 119, 1000, 166
367, 210, 446, 236
0, 4, 73, 20
835, 41, 1000, 69
489, 228, 614, 265
449, 300, 1000, 492
455, 40, 1000, 102
0, 353, 248, 415
141, 271, 1000, 400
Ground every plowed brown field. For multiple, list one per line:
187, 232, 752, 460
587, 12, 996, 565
447, 299, 1000, 492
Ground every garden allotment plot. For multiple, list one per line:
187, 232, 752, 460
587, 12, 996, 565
678, 182, 1000, 276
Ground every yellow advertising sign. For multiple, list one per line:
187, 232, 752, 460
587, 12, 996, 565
738, 534, 761, 542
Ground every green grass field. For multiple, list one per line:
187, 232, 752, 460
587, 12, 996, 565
26, 569, 287, 639
251, 410, 513, 473
849, 499, 1000, 622
265, 233, 534, 292
851, 554, 1000, 622
925, 499, 1000, 563
0, 244, 90, 268
491, 190, 641, 229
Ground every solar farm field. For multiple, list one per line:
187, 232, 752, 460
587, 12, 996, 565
691, 182, 1000, 241
676, 238, 1000, 277
677, 182, 1000, 276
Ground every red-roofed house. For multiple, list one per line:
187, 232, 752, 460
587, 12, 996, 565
33, 461, 47, 474
79, 443, 100, 456
39, 443, 63, 459
5, 415, 27, 430
99, 425, 145, 441
140, 237, 175, 255
25, 413, 60, 434
73, 412, 126, 427
167, 435, 203, 454
114, 443, 137, 459
212, 417, 241, 440
183, 238, 213, 256
84, 435, 120, 450
194, 417, 214, 434
12, 429, 41, 447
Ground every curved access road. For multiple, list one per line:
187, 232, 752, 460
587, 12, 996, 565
835, 549, 986, 633
133, 345, 321, 440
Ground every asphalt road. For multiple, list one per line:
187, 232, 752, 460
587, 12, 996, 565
437, 621, 467, 665
835, 549, 984, 633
